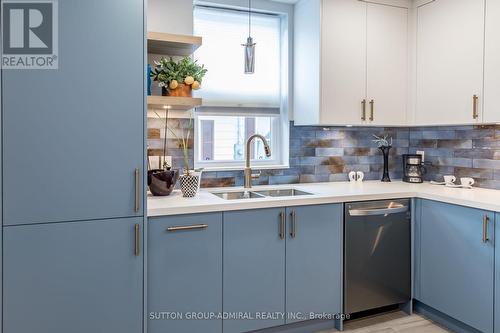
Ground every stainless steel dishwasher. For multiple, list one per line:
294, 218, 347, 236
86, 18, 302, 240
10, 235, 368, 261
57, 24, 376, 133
344, 199, 411, 315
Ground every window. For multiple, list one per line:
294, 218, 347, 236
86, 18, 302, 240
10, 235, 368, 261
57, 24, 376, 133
197, 113, 280, 164
193, 5, 288, 170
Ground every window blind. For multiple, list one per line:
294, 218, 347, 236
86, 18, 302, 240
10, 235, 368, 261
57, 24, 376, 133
193, 6, 282, 108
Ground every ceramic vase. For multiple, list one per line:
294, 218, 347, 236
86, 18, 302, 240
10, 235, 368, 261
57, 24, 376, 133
379, 146, 392, 182
179, 171, 201, 197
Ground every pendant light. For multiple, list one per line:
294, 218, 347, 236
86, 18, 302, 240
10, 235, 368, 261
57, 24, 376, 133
242, 0, 256, 74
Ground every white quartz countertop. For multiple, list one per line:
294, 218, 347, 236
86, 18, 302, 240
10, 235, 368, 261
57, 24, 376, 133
147, 181, 500, 217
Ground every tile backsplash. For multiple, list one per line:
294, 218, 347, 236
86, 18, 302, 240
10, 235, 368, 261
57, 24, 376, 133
408, 125, 500, 189
147, 118, 500, 190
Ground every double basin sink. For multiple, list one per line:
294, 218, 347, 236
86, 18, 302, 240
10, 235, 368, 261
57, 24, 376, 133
212, 188, 313, 200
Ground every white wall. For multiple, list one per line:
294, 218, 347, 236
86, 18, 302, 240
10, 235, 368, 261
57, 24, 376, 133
147, 0, 193, 34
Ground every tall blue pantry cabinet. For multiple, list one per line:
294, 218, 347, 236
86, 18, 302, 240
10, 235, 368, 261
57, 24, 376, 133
1, 0, 146, 332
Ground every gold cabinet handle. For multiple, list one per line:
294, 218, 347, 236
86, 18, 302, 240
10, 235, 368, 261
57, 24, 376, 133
167, 224, 208, 232
135, 224, 140, 256
290, 210, 296, 239
134, 168, 140, 212
369, 99, 374, 121
473, 95, 479, 119
361, 99, 367, 121
279, 212, 285, 240
483, 215, 489, 243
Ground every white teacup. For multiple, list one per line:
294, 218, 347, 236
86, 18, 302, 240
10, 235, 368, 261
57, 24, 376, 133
443, 175, 456, 184
460, 177, 475, 187
356, 171, 365, 182
348, 171, 357, 182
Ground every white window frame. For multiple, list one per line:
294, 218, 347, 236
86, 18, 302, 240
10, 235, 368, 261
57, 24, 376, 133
194, 111, 284, 171
193, 4, 290, 171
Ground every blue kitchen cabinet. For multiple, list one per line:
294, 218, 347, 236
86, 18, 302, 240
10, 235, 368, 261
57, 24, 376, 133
496, 213, 500, 333
148, 213, 223, 333
2, 0, 145, 225
413, 198, 422, 300
285, 204, 342, 324
223, 208, 286, 333
3, 217, 143, 333
417, 199, 494, 333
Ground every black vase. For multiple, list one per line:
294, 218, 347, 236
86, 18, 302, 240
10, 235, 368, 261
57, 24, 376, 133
148, 169, 179, 196
379, 146, 392, 182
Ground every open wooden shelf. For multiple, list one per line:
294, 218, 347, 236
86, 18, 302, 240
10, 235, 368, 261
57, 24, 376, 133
147, 32, 202, 56
147, 95, 202, 111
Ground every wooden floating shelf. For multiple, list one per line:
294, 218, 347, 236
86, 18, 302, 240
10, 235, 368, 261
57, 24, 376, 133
147, 96, 202, 111
147, 32, 202, 56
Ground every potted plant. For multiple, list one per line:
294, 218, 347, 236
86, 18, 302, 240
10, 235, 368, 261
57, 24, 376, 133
167, 115, 203, 197
372, 134, 393, 182
150, 56, 207, 97
147, 111, 179, 196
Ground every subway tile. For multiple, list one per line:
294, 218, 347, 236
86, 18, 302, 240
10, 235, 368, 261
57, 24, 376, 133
473, 138, 500, 148
454, 167, 493, 179
289, 128, 316, 139
200, 177, 235, 188
421, 130, 456, 139
437, 139, 473, 149
343, 147, 373, 156
343, 164, 371, 173
396, 130, 410, 139
456, 129, 495, 139
147, 128, 161, 139
303, 139, 337, 148
216, 171, 242, 178
315, 165, 344, 174
315, 130, 346, 140
259, 169, 284, 176
329, 174, 350, 182
409, 131, 423, 140
202, 171, 218, 179
357, 155, 384, 164
299, 156, 330, 165
362, 172, 384, 181
474, 179, 500, 190
455, 149, 499, 159
473, 159, 500, 170
147, 139, 163, 150
299, 174, 330, 183
269, 175, 300, 185
290, 147, 316, 157
427, 157, 473, 168
410, 139, 438, 148
315, 147, 344, 157
418, 148, 454, 158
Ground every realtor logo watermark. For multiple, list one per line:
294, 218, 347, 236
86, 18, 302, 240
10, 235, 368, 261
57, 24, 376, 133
2, 0, 58, 69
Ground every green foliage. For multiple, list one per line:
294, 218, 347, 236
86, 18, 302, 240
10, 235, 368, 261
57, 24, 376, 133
150, 57, 207, 88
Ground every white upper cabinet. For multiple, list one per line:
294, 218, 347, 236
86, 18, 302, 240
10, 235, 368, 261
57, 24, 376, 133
416, 0, 485, 125
293, 0, 409, 126
484, 0, 500, 123
320, 0, 366, 126
367, 3, 408, 126
293, 0, 322, 125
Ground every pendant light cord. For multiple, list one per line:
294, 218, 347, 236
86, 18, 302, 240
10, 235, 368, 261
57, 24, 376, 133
248, 0, 252, 37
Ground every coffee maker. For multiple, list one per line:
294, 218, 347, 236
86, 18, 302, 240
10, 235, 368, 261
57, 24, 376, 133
402, 154, 425, 183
